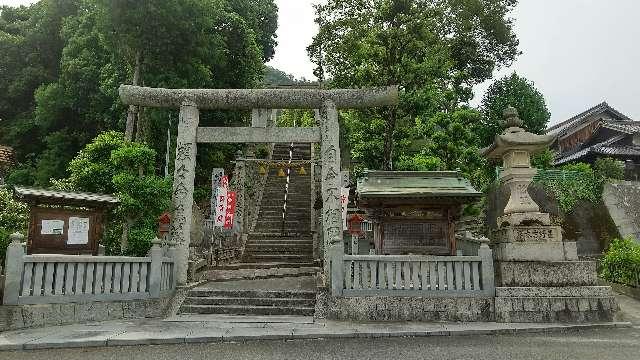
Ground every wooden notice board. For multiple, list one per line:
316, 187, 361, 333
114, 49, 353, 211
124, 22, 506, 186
28, 207, 103, 255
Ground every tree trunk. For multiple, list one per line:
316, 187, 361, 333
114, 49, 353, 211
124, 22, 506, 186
120, 218, 133, 253
382, 107, 397, 170
124, 50, 142, 141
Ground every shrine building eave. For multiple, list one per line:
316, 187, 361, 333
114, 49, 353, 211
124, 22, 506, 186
356, 171, 482, 207
12, 186, 120, 208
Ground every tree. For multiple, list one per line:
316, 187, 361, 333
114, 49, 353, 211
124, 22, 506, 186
64, 131, 171, 255
0, 187, 29, 266
309, 0, 519, 170
480, 72, 550, 146
2, 0, 277, 187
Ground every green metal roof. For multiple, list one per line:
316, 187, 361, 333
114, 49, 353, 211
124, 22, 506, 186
357, 171, 481, 200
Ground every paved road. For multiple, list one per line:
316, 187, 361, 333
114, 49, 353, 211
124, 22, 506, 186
4, 327, 640, 360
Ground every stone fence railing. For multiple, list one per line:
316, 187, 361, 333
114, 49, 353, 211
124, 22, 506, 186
341, 247, 494, 297
3, 234, 176, 305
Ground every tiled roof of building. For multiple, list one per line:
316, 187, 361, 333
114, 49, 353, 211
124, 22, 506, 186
600, 120, 640, 134
13, 186, 120, 207
547, 102, 631, 136
0, 145, 15, 165
357, 171, 481, 199
555, 133, 640, 164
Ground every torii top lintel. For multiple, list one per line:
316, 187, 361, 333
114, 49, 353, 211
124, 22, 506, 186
118, 85, 399, 110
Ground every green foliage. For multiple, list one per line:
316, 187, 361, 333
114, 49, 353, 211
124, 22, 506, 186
277, 109, 316, 127
0, 227, 11, 268
536, 163, 600, 213
594, 157, 624, 181
68, 131, 125, 194
125, 226, 157, 258
1, 0, 277, 187
310, 0, 520, 170
396, 153, 442, 171
0, 187, 29, 232
562, 162, 593, 174
0, 187, 28, 266
480, 72, 550, 146
600, 237, 640, 287
531, 148, 555, 170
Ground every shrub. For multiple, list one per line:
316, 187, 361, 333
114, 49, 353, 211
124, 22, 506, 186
594, 157, 624, 181
600, 237, 640, 287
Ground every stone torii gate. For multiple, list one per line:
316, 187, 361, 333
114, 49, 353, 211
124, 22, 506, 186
119, 85, 398, 294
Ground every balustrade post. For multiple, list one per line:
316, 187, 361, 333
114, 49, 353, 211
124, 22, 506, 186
3, 233, 25, 305
167, 240, 178, 289
478, 243, 495, 295
149, 238, 163, 297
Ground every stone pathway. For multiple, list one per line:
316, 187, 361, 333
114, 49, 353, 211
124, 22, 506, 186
0, 316, 630, 351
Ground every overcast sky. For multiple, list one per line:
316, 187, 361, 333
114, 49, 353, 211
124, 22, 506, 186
4, 0, 640, 125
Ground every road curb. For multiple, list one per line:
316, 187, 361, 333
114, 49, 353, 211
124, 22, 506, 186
1, 321, 631, 351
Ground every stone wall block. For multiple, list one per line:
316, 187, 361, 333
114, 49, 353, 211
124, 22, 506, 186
45, 303, 76, 326
21, 306, 46, 328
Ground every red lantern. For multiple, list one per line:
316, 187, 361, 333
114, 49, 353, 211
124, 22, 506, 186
347, 214, 365, 236
158, 212, 171, 241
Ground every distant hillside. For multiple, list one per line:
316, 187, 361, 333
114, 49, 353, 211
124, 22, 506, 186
263, 66, 317, 87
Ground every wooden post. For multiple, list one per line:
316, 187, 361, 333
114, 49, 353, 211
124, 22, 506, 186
3, 233, 25, 305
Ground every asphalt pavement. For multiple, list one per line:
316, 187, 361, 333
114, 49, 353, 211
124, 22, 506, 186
3, 327, 639, 360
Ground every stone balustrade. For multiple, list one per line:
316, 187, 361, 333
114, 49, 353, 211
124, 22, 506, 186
3, 234, 177, 305
340, 245, 494, 297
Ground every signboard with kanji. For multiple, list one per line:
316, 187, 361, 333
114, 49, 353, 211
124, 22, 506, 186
224, 191, 237, 229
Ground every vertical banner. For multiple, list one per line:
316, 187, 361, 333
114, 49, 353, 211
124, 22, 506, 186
213, 175, 229, 228
340, 187, 349, 230
214, 186, 227, 227
224, 191, 237, 229
210, 169, 224, 218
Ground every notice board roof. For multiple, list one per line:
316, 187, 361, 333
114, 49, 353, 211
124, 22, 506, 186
13, 186, 120, 208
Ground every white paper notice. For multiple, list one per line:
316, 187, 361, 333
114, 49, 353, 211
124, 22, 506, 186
341, 187, 350, 230
67, 217, 89, 245
41, 220, 64, 235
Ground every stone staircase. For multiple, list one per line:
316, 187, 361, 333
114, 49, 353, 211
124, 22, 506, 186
179, 143, 318, 317
179, 288, 316, 316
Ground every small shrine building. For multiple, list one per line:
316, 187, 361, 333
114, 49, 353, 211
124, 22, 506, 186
356, 171, 481, 256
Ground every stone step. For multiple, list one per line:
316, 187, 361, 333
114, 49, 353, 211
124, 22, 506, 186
246, 242, 313, 252
199, 266, 319, 281
247, 240, 313, 245
179, 304, 315, 316
183, 296, 315, 307
187, 289, 317, 299
213, 262, 317, 270
248, 231, 312, 238
245, 239, 313, 245
244, 254, 313, 262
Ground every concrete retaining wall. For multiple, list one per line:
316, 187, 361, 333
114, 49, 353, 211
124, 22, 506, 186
603, 181, 640, 242
0, 295, 174, 332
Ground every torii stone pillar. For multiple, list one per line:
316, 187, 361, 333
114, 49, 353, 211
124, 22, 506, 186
119, 85, 398, 289
317, 100, 344, 294
171, 100, 200, 284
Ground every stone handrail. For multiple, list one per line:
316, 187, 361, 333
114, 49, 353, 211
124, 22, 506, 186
3, 234, 177, 305
341, 248, 494, 297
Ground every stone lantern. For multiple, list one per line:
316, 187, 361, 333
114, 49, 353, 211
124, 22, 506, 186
482, 107, 617, 323
482, 107, 576, 262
